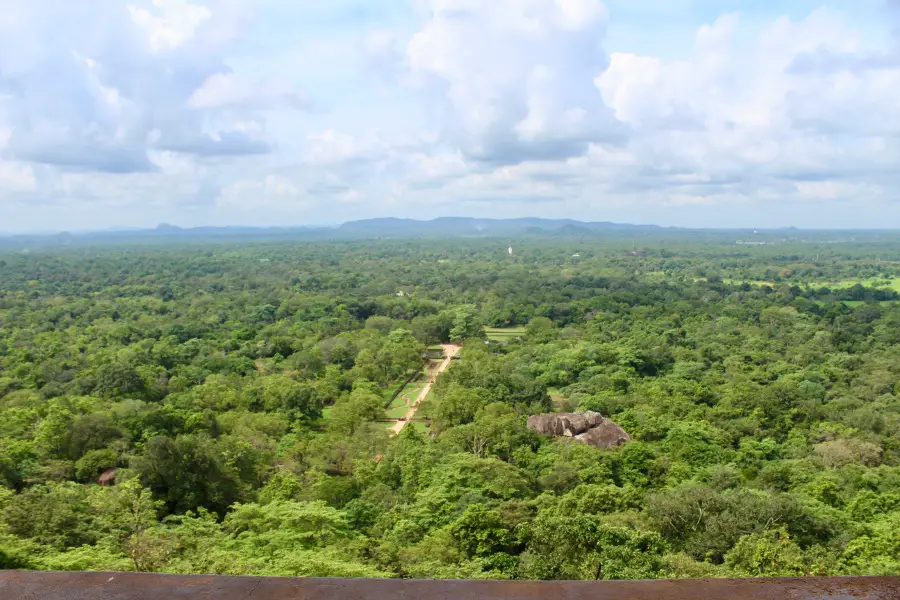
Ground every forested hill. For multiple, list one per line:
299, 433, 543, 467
0, 237, 899, 578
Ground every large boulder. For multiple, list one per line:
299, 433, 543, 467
527, 411, 604, 437
576, 420, 630, 449
527, 411, 630, 449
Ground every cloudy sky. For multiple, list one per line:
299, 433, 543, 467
2, 0, 900, 232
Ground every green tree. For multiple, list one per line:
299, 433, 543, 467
450, 305, 484, 342
724, 528, 806, 577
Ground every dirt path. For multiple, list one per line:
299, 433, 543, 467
390, 344, 460, 435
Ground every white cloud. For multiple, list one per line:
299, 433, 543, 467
218, 175, 304, 209
361, 29, 403, 76
794, 180, 872, 201
188, 73, 310, 110
0, 162, 37, 192
591, 8, 900, 203
305, 130, 391, 167
128, 0, 213, 53
5, 1, 900, 231
0, 0, 295, 174
406, 0, 622, 164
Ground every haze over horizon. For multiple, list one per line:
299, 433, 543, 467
3, 0, 900, 232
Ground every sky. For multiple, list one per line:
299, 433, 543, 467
2, 0, 900, 232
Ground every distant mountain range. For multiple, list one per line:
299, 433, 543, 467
0, 217, 668, 245
336, 217, 666, 237
0, 217, 853, 249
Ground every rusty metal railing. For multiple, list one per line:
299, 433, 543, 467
2, 571, 899, 600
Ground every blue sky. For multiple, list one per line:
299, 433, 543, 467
2, 0, 900, 232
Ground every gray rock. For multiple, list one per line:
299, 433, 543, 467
527, 411, 630, 449
576, 420, 630, 449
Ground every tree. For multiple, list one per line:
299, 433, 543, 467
329, 386, 384, 436
449, 504, 515, 558
94, 363, 146, 398
75, 448, 118, 482
450, 305, 484, 342
90, 479, 163, 571
526, 317, 554, 340
1, 482, 98, 550
69, 414, 122, 460
131, 435, 256, 515
256, 375, 322, 422
521, 512, 665, 580
842, 512, 900, 575
724, 528, 806, 577
432, 382, 487, 430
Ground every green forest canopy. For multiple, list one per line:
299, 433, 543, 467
0, 236, 899, 579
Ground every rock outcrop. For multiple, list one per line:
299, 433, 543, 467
527, 411, 630, 449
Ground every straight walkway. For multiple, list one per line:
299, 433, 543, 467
390, 343, 460, 435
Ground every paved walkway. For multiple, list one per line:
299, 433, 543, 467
390, 344, 460, 435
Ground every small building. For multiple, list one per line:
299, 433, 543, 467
97, 468, 117, 487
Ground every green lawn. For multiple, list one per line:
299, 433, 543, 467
485, 326, 527, 343
410, 421, 431, 434
384, 381, 425, 418
386, 404, 410, 419
396, 381, 425, 403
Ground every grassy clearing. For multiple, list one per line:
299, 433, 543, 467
548, 387, 571, 411
410, 421, 431, 434
485, 326, 527, 343
396, 381, 425, 403
826, 278, 900, 291
384, 381, 425, 419
722, 278, 777, 287
383, 378, 409, 403
386, 404, 411, 419
719, 277, 900, 291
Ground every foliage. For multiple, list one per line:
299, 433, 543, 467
1, 236, 900, 578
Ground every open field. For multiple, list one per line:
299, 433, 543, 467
720, 277, 900, 290
827, 278, 900, 291
485, 326, 527, 343
386, 403, 412, 419
547, 387, 572, 411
